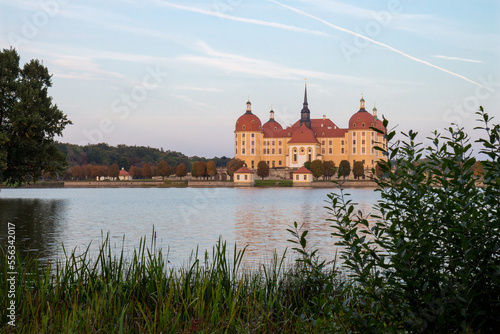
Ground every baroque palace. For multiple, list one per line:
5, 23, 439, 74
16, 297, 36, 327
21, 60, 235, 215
234, 84, 386, 170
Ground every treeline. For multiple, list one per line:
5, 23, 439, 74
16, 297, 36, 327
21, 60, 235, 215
56, 142, 231, 174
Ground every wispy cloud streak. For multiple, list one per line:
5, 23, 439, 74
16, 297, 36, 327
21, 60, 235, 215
269, 0, 490, 91
434, 55, 482, 64
151, 0, 330, 37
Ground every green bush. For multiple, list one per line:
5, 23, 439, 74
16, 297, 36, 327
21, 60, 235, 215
328, 108, 499, 333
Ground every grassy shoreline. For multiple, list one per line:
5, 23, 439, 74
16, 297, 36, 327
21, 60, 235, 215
1, 234, 342, 333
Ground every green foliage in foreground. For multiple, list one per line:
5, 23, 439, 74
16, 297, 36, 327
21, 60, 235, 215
327, 109, 500, 333
1, 234, 341, 333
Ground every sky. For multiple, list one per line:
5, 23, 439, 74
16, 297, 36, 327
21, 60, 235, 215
1, 0, 499, 158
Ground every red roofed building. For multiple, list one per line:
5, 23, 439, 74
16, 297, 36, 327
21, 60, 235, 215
234, 84, 386, 170
233, 166, 255, 186
293, 166, 313, 184
118, 168, 132, 181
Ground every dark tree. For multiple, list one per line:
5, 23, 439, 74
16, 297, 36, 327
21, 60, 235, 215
207, 160, 217, 179
226, 158, 244, 180
323, 160, 336, 180
304, 160, 312, 170
338, 160, 351, 180
0, 48, 72, 185
310, 159, 324, 180
109, 163, 120, 178
352, 161, 365, 180
176, 163, 187, 180
142, 163, 152, 179
196, 161, 207, 179
257, 161, 269, 180
191, 161, 199, 179
157, 160, 171, 180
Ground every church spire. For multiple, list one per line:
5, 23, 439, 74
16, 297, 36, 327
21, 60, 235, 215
300, 80, 311, 129
360, 93, 365, 110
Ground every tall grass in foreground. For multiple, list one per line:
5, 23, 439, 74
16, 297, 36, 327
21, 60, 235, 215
1, 231, 342, 333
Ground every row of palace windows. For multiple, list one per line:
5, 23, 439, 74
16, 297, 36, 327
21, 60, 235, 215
250, 160, 282, 168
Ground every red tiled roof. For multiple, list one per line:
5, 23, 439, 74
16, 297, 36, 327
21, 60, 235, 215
235, 113, 262, 132
234, 166, 253, 174
348, 109, 385, 131
293, 166, 312, 174
287, 124, 320, 144
119, 169, 130, 176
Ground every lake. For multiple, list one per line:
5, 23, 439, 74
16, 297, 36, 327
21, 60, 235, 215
0, 187, 379, 267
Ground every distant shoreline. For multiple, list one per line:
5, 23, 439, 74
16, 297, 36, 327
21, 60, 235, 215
1, 179, 378, 189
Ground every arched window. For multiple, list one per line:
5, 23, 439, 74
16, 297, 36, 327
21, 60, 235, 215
242, 125, 246, 130
353, 123, 356, 128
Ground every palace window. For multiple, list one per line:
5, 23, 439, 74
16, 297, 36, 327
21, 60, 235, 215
237, 175, 240, 180
251, 161, 254, 168
242, 133, 245, 137
353, 123, 356, 128
362, 132, 365, 137
329, 148, 332, 154
279, 141, 282, 146
251, 141, 254, 146
329, 140, 332, 145
304, 175, 307, 180
251, 133, 255, 138
296, 175, 299, 181
272, 141, 275, 146
272, 149, 275, 154
362, 140, 365, 145
353, 147, 356, 154
245, 175, 248, 180
341, 140, 345, 146
362, 147, 365, 154
251, 120, 254, 124
322, 148, 325, 154
235, 148, 238, 154
242, 141, 245, 146
243, 126, 246, 130
279, 161, 282, 166
272, 161, 275, 167
278, 148, 282, 154
251, 148, 254, 154
362, 123, 365, 127
242, 148, 246, 154
322, 140, 325, 145
341, 148, 344, 154
353, 140, 356, 145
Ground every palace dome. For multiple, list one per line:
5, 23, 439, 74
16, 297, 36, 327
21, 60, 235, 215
235, 113, 262, 131
348, 110, 375, 130
235, 100, 262, 132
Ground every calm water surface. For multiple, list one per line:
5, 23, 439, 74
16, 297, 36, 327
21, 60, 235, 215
0, 187, 379, 267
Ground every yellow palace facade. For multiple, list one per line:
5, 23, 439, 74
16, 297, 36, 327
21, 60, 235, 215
234, 85, 386, 170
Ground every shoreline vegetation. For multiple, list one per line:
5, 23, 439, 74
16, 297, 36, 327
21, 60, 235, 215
0, 111, 497, 333
0, 179, 377, 189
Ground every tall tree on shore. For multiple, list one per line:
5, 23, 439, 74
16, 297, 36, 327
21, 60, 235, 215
323, 160, 336, 180
176, 163, 187, 180
226, 158, 244, 180
196, 161, 207, 179
109, 163, 120, 179
353, 161, 365, 180
142, 163, 152, 179
0, 48, 72, 185
157, 160, 171, 180
207, 160, 217, 180
338, 160, 351, 180
310, 159, 324, 180
257, 161, 269, 180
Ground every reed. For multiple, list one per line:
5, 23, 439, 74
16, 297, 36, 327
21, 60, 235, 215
1, 230, 343, 333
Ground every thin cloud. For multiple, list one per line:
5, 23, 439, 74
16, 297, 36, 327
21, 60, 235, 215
434, 55, 482, 64
269, 0, 491, 91
150, 0, 330, 37
176, 86, 224, 93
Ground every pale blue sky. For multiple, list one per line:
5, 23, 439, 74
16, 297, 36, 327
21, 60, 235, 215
1, 0, 499, 157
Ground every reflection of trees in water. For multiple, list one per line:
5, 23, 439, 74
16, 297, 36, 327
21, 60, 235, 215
0, 199, 67, 262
